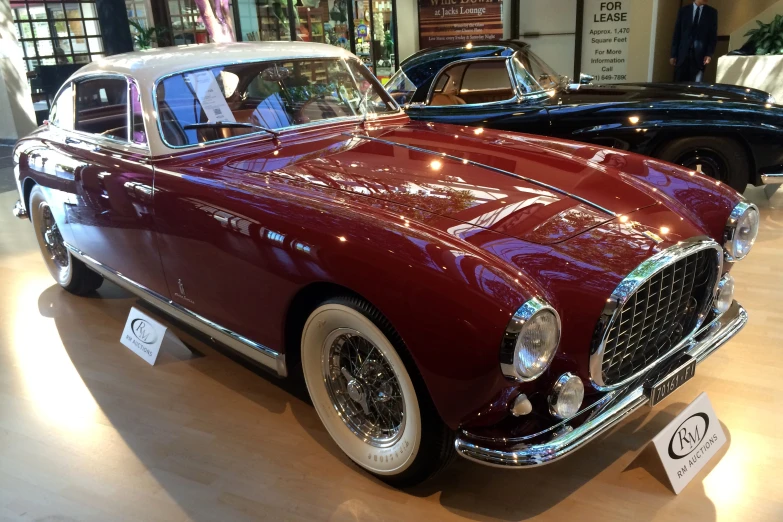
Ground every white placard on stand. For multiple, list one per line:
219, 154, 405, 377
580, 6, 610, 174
581, 0, 632, 83
651, 392, 726, 494
120, 306, 187, 365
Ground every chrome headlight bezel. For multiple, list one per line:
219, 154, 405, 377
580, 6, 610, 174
724, 201, 759, 262
500, 297, 561, 382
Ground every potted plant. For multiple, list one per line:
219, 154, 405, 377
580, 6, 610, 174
744, 14, 783, 55
129, 20, 166, 50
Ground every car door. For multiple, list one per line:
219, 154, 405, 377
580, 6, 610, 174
64, 74, 169, 296
403, 57, 551, 133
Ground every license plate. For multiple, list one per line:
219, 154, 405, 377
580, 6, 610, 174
648, 358, 696, 407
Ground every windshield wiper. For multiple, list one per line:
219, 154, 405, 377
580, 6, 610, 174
183, 121, 280, 138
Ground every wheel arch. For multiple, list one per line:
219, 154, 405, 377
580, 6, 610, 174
23, 177, 38, 219
648, 130, 758, 184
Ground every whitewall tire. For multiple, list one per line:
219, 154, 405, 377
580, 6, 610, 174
301, 296, 455, 486
29, 185, 103, 295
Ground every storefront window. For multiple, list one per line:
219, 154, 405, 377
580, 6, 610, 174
295, 0, 349, 50
168, 0, 210, 44
350, 0, 395, 83
11, 0, 105, 123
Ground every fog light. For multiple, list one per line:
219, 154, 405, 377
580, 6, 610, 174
510, 393, 532, 417
713, 273, 735, 314
549, 373, 584, 419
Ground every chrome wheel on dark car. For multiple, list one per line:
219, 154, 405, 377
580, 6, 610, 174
657, 136, 750, 193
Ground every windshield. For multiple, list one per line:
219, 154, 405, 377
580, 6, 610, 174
156, 58, 398, 147
514, 49, 561, 91
385, 69, 418, 105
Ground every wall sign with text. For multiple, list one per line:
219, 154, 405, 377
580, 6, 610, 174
581, 0, 632, 83
418, 0, 503, 49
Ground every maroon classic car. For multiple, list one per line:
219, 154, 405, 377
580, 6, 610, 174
12, 43, 758, 486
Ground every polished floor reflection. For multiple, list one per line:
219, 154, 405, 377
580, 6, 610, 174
0, 185, 781, 522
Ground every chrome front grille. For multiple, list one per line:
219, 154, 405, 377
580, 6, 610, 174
590, 240, 722, 389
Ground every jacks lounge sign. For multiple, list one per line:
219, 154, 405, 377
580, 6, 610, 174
418, 0, 503, 49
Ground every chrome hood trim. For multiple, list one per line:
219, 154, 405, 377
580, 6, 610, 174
345, 132, 617, 217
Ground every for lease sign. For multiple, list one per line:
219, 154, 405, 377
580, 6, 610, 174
581, 1, 631, 83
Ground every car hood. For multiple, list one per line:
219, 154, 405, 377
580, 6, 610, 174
229, 121, 679, 245
555, 82, 773, 105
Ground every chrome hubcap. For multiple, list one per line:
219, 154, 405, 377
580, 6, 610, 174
322, 328, 405, 447
39, 204, 69, 270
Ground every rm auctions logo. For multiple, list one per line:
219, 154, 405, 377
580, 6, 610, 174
131, 318, 158, 345
668, 412, 709, 459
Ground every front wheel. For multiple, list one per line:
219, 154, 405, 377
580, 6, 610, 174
301, 296, 455, 487
29, 185, 103, 295
656, 136, 750, 193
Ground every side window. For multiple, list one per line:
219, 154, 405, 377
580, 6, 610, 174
129, 80, 147, 145
461, 61, 513, 94
50, 84, 74, 130
74, 78, 128, 141
428, 64, 466, 107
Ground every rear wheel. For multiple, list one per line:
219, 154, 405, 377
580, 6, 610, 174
301, 296, 455, 487
29, 185, 103, 295
656, 136, 749, 193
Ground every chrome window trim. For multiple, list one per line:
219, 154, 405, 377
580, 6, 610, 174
346, 132, 617, 217
723, 201, 759, 262
499, 297, 561, 382
423, 57, 522, 107
64, 242, 287, 377
151, 57, 404, 150
50, 72, 151, 154
589, 238, 723, 391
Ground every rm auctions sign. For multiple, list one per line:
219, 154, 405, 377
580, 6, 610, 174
418, 0, 503, 49
652, 392, 726, 494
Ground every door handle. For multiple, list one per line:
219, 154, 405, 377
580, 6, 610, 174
65, 137, 81, 145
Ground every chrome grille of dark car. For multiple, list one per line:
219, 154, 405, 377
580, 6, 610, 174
595, 248, 719, 388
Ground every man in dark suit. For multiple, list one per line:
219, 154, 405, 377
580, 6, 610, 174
670, 0, 718, 82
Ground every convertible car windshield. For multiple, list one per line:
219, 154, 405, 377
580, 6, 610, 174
386, 46, 562, 105
156, 58, 398, 147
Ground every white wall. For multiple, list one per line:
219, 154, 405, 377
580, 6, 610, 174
396, 0, 419, 63
0, 0, 37, 141
518, 0, 577, 77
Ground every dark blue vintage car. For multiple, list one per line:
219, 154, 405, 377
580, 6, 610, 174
386, 41, 783, 192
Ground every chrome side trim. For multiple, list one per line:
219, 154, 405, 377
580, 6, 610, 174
455, 300, 747, 468
346, 133, 617, 217
65, 243, 287, 377
761, 173, 783, 185
589, 238, 722, 390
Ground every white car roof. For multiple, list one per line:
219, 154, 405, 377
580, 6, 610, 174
72, 41, 355, 86
66, 42, 359, 156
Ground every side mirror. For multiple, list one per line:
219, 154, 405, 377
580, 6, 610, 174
579, 73, 595, 85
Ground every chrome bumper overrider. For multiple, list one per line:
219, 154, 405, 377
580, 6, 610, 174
12, 200, 27, 219
455, 301, 747, 468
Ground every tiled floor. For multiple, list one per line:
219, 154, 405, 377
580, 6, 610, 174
0, 184, 781, 521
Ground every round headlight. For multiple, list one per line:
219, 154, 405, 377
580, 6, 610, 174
725, 202, 759, 261
500, 298, 561, 382
549, 373, 584, 419
713, 273, 735, 314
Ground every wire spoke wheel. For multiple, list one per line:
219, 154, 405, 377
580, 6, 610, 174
39, 203, 70, 271
322, 328, 406, 447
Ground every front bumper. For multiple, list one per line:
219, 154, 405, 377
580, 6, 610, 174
455, 300, 747, 468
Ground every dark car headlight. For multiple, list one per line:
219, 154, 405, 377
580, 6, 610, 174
500, 297, 561, 381
724, 201, 759, 261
